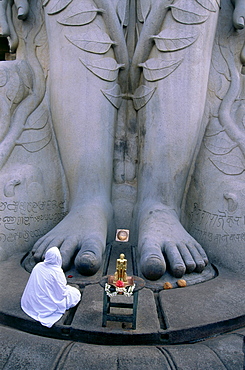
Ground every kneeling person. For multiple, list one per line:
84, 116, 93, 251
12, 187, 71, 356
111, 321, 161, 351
21, 247, 81, 328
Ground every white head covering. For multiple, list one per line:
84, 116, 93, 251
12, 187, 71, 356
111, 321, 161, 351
21, 247, 81, 328
44, 246, 62, 266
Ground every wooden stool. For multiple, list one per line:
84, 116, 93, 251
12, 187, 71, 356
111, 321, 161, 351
100, 276, 145, 330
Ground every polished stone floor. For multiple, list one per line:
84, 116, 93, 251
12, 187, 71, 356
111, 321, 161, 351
1, 243, 245, 369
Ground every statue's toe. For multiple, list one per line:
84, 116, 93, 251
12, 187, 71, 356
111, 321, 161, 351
75, 250, 101, 276
140, 255, 166, 281
17, 0, 29, 20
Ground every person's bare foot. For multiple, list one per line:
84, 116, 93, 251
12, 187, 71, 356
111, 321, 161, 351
138, 203, 208, 280
31, 202, 112, 275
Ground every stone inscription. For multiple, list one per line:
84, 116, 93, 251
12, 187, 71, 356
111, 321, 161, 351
190, 203, 245, 230
0, 200, 67, 243
189, 203, 245, 245
191, 227, 245, 245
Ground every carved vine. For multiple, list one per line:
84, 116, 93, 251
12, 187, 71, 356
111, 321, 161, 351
0, 1, 48, 170
204, 13, 245, 176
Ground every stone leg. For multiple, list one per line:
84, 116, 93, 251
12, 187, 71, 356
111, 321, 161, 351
136, 6, 219, 280
32, 4, 117, 274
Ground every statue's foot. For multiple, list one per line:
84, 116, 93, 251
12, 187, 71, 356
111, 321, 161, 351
138, 204, 208, 280
31, 203, 110, 275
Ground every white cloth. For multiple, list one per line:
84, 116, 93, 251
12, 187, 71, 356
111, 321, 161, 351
21, 247, 81, 328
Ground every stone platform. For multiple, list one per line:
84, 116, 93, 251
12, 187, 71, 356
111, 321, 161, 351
0, 243, 245, 369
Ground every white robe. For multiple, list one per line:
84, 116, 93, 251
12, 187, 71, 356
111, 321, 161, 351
21, 247, 81, 328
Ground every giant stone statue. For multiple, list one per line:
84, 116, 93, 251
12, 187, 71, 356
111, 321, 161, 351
0, 0, 244, 281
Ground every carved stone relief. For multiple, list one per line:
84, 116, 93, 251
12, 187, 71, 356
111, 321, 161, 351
0, 1, 67, 261
185, 0, 245, 275
0, 0, 244, 281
